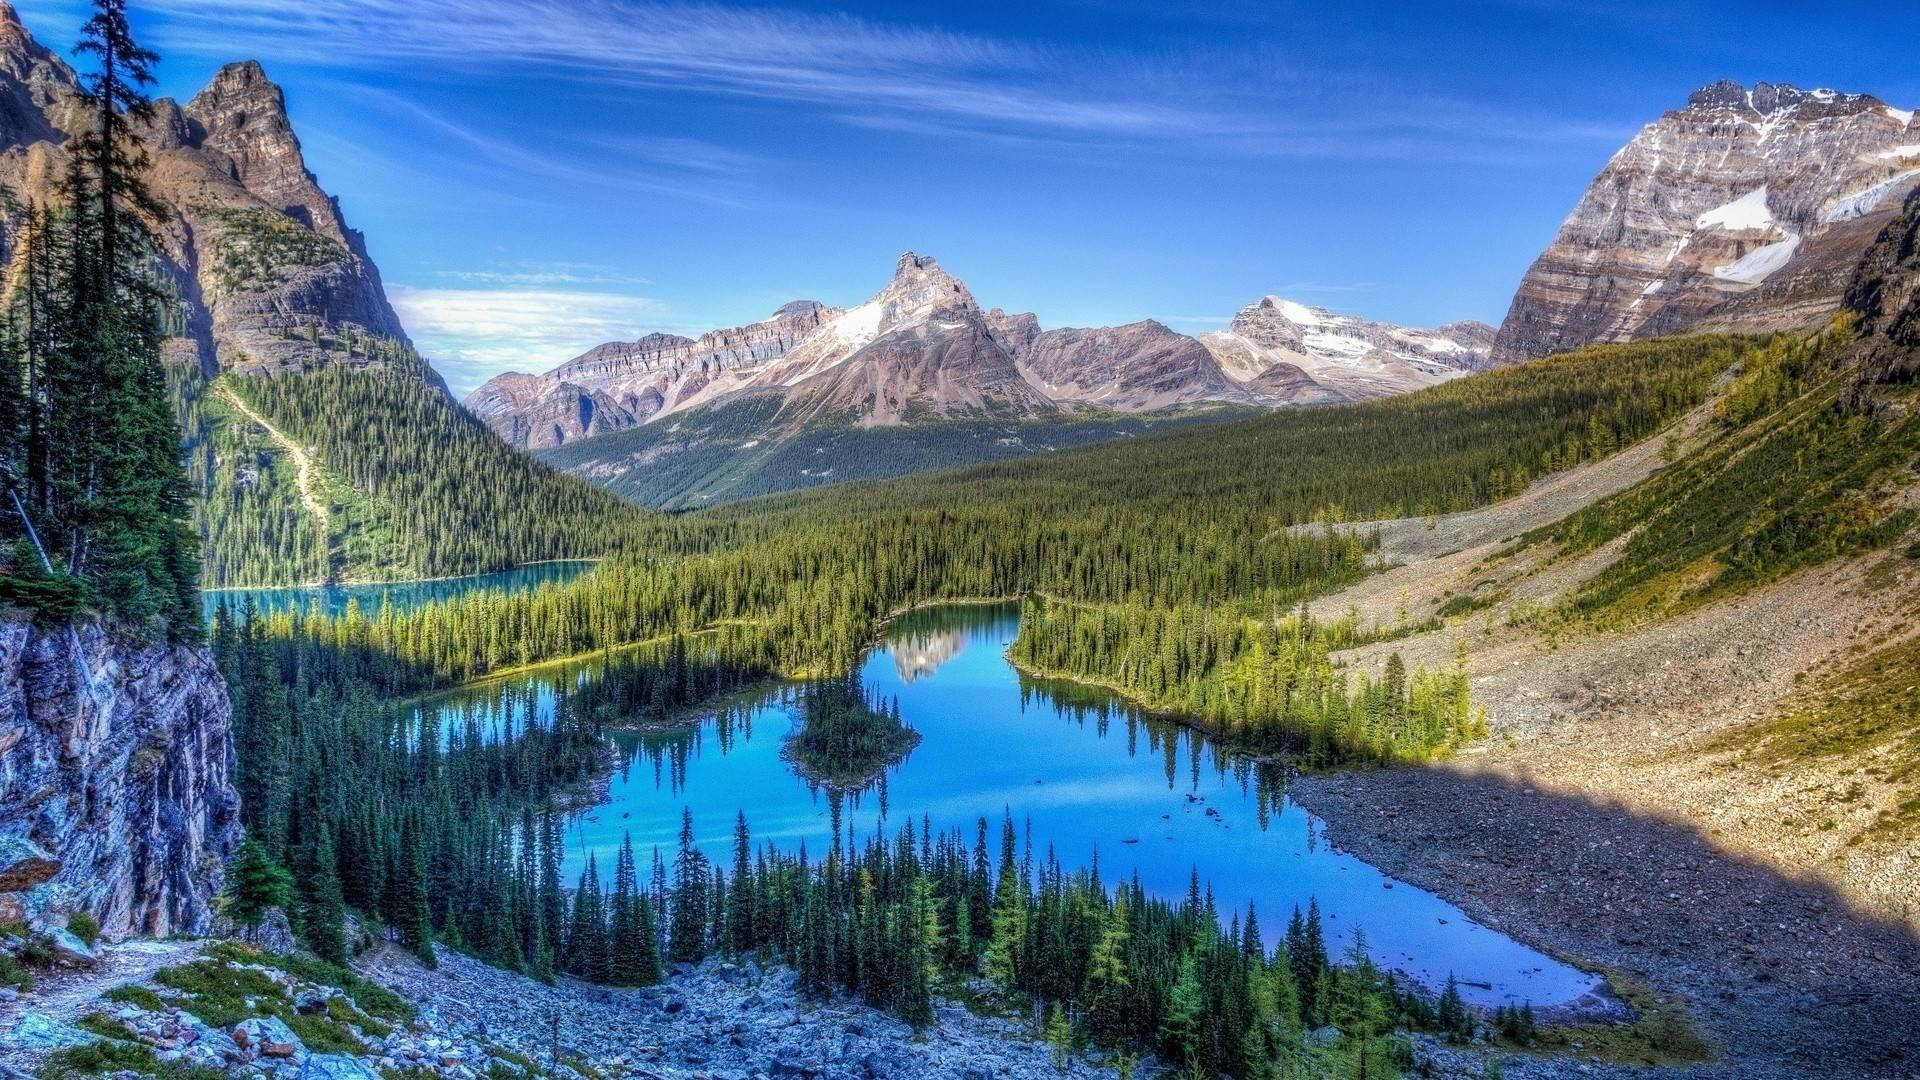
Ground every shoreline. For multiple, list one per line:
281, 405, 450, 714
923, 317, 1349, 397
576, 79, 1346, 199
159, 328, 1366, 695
202, 557, 602, 595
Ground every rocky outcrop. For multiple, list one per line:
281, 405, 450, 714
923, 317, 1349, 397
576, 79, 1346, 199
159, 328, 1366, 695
0, 11, 425, 385
1493, 81, 1920, 364
1844, 186, 1920, 389
766, 253, 1052, 427
0, 619, 239, 941
1200, 296, 1491, 401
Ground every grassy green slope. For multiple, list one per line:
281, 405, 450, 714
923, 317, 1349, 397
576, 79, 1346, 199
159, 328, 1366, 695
1529, 319, 1920, 625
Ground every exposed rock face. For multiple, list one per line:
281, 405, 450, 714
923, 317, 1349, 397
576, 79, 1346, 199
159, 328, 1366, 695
1010, 318, 1253, 411
1493, 81, 1920, 364
0, 11, 425, 384
0, 619, 239, 941
464, 302, 838, 450
766, 253, 1052, 426
165, 61, 416, 378
1200, 296, 1492, 400
1844, 186, 1920, 388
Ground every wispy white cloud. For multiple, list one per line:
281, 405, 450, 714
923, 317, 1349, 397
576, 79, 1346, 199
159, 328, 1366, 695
129, 0, 1623, 161
434, 261, 656, 288
336, 84, 765, 206
139, 0, 1237, 141
388, 284, 669, 396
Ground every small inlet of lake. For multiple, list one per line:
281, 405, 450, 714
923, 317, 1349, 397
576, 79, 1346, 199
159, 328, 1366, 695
416, 597, 1603, 1010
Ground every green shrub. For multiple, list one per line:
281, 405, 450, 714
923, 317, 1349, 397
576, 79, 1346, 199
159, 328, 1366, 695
101, 984, 168, 1011
67, 912, 99, 949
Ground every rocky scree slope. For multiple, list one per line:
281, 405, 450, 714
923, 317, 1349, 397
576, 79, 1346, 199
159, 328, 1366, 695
469, 252, 1490, 450
1493, 80, 1920, 364
0, 618, 238, 942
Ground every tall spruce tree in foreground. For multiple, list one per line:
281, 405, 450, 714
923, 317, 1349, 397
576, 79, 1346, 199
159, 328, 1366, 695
0, 0, 196, 635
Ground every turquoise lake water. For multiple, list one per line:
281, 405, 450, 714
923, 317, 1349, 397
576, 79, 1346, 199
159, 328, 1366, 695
202, 561, 596, 620
417, 601, 1601, 1008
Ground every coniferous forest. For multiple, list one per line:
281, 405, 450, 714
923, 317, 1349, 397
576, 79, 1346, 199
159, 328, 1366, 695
0, 0, 198, 634
11, 7, 1920, 1075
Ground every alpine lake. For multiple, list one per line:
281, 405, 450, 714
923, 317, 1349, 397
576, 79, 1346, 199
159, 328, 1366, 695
350, 568, 1609, 1012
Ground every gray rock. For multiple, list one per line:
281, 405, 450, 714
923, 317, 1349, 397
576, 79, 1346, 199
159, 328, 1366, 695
0, 834, 60, 891
299, 1053, 382, 1080
3, 1012, 97, 1051
0, 618, 241, 942
44, 925, 96, 966
236, 1015, 306, 1063
1492, 80, 1920, 364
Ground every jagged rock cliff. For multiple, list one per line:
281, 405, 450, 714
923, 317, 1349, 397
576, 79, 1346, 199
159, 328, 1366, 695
1844, 186, 1920, 389
0, 5, 426, 384
1493, 81, 1920, 364
0, 619, 239, 940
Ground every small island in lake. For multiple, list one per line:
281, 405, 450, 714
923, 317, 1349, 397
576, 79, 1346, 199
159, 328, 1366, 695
783, 668, 921, 790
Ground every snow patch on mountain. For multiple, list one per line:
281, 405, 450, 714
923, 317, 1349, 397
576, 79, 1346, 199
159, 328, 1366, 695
1712, 235, 1802, 285
1819, 170, 1920, 224
1696, 185, 1776, 231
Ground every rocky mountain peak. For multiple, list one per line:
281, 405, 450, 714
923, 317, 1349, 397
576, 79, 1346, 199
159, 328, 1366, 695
875, 250, 979, 319
0, 1, 70, 151
1492, 78, 1920, 364
183, 60, 346, 243
1199, 294, 1490, 399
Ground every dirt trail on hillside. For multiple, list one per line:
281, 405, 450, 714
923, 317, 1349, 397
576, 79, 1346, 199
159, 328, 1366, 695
0, 939, 203, 1031
216, 383, 330, 539
1279, 413, 1920, 1078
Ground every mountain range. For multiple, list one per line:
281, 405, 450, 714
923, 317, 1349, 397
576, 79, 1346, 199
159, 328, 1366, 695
466, 252, 1494, 452
0, 0, 1912, 553
468, 78, 1917, 505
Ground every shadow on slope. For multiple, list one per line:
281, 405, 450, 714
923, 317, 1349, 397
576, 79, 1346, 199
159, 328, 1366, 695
1290, 763, 1920, 1077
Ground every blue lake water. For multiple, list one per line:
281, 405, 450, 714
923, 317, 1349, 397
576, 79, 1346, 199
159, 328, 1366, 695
202, 561, 597, 621
418, 602, 1601, 1008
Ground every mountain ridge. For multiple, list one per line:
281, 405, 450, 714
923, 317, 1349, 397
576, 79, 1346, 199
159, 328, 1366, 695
467, 252, 1491, 450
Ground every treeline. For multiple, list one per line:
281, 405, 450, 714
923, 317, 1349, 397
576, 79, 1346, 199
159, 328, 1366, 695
211, 604, 775, 969
0, 1, 198, 635
194, 366, 650, 586
556, 810, 1460, 1077
1011, 597, 1482, 766
221, 607, 1499, 1075
787, 666, 918, 787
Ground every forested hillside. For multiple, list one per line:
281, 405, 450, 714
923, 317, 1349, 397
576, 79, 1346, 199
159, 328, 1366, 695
252, 334, 1739, 762
536, 395, 1249, 510
189, 363, 650, 586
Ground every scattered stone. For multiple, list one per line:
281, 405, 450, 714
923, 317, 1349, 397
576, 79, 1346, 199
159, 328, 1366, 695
300, 1054, 383, 1080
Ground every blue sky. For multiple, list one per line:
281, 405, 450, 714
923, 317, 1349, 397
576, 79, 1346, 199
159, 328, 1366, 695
21, 0, 1920, 395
